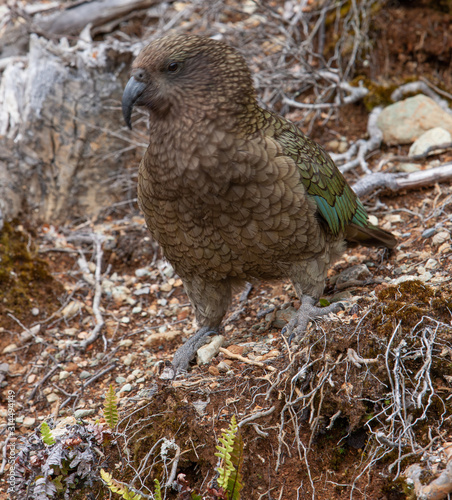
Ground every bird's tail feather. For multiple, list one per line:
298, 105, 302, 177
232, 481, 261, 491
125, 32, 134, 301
345, 223, 397, 249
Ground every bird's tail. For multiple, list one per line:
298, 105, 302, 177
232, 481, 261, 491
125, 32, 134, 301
345, 223, 397, 249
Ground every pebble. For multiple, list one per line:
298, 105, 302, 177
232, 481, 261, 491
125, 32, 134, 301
27, 374, 37, 384
135, 268, 151, 277
61, 300, 82, 318
160, 282, 172, 292
422, 228, 437, 239
23, 417, 36, 427
396, 163, 420, 173
425, 259, 438, 270
132, 306, 142, 314
266, 306, 297, 328
217, 361, 233, 372
79, 370, 92, 379
59, 370, 70, 381
119, 383, 132, 394
2, 344, 17, 354
122, 354, 135, 366
119, 339, 133, 347
120, 316, 130, 324
31, 308, 40, 316
74, 409, 95, 419
336, 264, 372, 286
409, 127, 451, 156
46, 393, 59, 403
134, 287, 150, 296
116, 376, 127, 384
432, 231, 450, 246
197, 335, 225, 365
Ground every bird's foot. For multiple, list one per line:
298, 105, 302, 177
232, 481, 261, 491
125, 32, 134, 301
160, 326, 217, 379
283, 296, 344, 344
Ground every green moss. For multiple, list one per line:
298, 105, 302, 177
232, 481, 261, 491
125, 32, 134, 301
0, 221, 62, 318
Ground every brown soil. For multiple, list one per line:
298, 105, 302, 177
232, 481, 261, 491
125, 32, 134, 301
1, 2, 452, 500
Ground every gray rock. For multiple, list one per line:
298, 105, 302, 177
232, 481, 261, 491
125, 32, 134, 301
74, 409, 95, 419
377, 95, 452, 145
336, 264, 372, 287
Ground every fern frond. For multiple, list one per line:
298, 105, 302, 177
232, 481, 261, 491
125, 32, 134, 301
215, 415, 243, 497
103, 384, 119, 429
100, 469, 144, 500
40, 422, 56, 446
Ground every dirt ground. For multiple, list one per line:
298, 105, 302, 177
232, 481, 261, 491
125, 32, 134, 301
1, 1, 452, 499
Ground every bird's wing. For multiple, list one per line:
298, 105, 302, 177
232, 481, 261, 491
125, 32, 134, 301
268, 116, 368, 236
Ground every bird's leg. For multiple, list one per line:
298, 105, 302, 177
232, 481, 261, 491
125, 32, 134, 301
283, 295, 344, 344
167, 276, 232, 377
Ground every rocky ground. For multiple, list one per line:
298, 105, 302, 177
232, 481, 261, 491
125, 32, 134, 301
1, 1, 452, 499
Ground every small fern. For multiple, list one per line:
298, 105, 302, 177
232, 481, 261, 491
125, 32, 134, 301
214, 415, 244, 500
154, 479, 162, 500
101, 470, 163, 500
40, 421, 56, 445
101, 469, 144, 500
103, 384, 119, 429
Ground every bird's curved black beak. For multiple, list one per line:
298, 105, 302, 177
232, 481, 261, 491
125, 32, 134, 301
122, 76, 146, 129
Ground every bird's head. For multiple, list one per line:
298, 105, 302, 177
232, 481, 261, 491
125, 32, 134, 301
122, 34, 256, 129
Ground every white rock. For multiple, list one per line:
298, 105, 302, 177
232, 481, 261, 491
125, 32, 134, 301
23, 417, 36, 427
409, 127, 451, 156
196, 335, 225, 365
377, 95, 452, 145
432, 231, 450, 246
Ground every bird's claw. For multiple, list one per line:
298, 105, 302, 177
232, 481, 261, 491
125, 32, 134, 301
283, 297, 344, 345
160, 327, 218, 379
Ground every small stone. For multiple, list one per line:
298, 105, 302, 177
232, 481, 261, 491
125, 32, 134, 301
116, 376, 127, 384
197, 335, 225, 365
46, 393, 59, 403
122, 353, 135, 366
438, 243, 451, 254
160, 282, 172, 292
367, 215, 379, 226
217, 361, 233, 372
134, 286, 150, 296
396, 163, 420, 173
432, 231, 450, 246
119, 383, 132, 393
119, 339, 133, 347
79, 370, 92, 379
61, 300, 82, 318
336, 264, 372, 286
409, 127, 452, 156
23, 417, 36, 427
59, 370, 70, 381
2, 344, 17, 354
135, 268, 151, 277
31, 308, 39, 316
132, 306, 142, 314
27, 374, 37, 384
208, 365, 220, 376
226, 345, 246, 355
144, 329, 182, 346
425, 259, 438, 270
74, 409, 95, 419
120, 316, 130, 324
269, 306, 297, 328
422, 228, 437, 239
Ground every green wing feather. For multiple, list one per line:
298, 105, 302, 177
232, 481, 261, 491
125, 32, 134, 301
268, 115, 368, 235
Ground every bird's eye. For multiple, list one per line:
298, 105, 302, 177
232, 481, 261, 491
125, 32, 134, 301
167, 62, 180, 73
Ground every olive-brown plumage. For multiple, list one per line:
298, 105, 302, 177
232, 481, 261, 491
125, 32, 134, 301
122, 34, 396, 374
